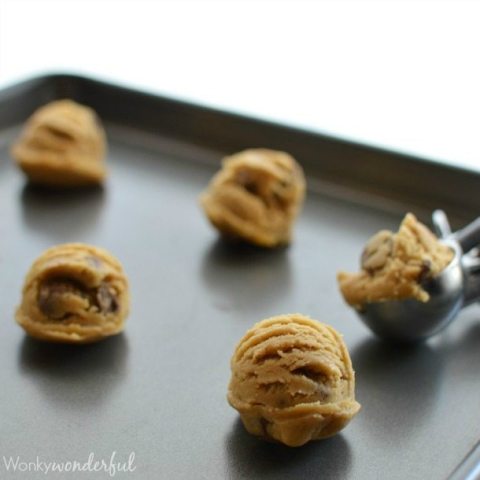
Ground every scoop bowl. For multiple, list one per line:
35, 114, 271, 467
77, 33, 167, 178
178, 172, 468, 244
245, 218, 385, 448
356, 211, 480, 343
358, 240, 463, 342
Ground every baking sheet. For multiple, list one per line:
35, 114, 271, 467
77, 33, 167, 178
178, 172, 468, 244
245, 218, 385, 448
0, 74, 479, 479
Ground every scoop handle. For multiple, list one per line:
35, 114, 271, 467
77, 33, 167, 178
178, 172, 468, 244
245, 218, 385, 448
454, 217, 480, 253
432, 209, 452, 238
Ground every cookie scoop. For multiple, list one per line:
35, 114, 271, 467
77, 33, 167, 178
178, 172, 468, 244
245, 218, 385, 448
338, 213, 454, 307
228, 314, 360, 447
16, 243, 129, 343
11, 99, 107, 186
338, 211, 480, 341
200, 149, 306, 247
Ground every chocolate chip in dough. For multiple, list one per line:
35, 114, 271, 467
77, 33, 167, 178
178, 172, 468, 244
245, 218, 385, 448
361, 230, 394, 272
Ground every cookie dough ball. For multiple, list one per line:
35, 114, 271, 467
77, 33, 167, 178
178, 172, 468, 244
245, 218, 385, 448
228, 314, 360, 447
338, 213, 454, 309
11, 100, 107, 186
16, 243, 129, 343
200, 149, 306, 247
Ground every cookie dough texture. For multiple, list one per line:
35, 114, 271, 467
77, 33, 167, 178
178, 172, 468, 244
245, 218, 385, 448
200, 149, 306, 247
16, 243, 129, 343
338, 213, 454, 308
228, 314, 360, 447
11, 99, 107, 186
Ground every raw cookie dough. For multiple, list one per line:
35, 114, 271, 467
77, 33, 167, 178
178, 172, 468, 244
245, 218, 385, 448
11, 99, 107, 186
200, 149, 306, 247
16, 243, 129, 343
228, 314, 360, 447
338, 213, 454, 309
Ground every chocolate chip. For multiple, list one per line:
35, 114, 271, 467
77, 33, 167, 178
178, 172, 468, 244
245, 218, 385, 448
237, 170, 258, 195
96, 283, 118, 314
418, 259, 432, 284
38, 279, 86, 320
244, 182, 258, 195
361, 230, 394, 272
37, 278, 118, 320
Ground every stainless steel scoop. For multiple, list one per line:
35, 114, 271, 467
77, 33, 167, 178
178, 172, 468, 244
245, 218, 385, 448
358, 210, 480, 342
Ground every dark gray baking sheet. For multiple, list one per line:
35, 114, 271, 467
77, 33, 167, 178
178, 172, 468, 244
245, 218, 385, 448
0, 74, 479, 480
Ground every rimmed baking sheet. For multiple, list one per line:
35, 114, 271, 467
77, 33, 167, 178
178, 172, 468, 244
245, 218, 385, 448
0, 74, 479, 479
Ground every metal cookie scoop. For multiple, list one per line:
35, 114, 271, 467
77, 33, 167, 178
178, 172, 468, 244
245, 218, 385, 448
359, 210, 480, 342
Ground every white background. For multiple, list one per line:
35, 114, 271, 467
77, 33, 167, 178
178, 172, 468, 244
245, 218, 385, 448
1, 0, 479, 171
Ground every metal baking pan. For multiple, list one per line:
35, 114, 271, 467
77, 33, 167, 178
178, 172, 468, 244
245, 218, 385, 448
0, 74, 479, 479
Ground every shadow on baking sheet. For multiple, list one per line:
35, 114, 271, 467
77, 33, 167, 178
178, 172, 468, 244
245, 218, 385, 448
351, 338, 443, 435
432, 319, 480, 377
18, 334, 128, 409
225, 418, 352, 479
19, 183, 106, 239
200, 238, 292, 313
453, 321, 480, 367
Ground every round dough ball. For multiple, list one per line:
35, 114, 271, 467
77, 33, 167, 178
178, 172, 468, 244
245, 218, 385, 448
11, 99, 107, 186
16, 243, 129, 343
228, 314, 360, 447
200, 149, 306, 247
